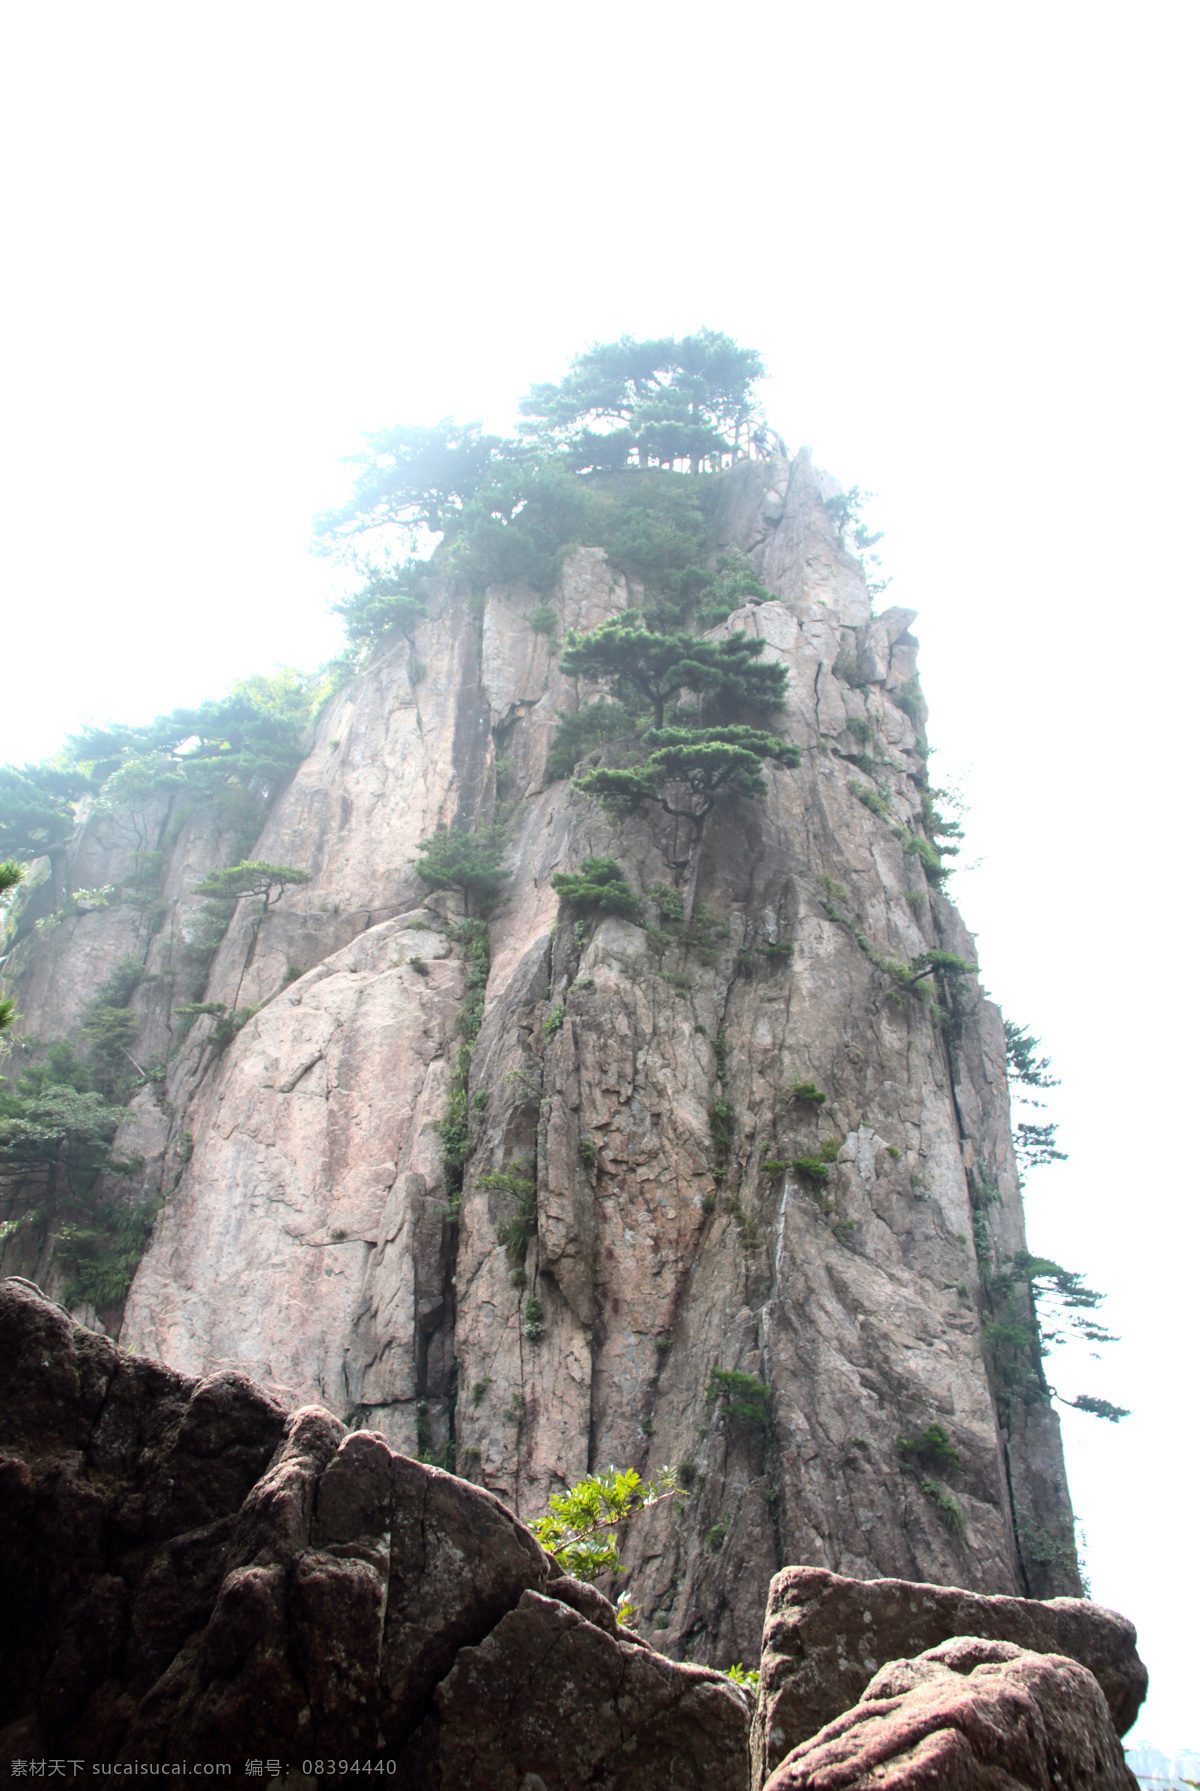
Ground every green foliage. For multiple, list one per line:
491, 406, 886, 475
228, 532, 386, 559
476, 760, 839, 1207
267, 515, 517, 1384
210, 1006, 259, 1051
543, 1003, 565, 1038
786, 1080, 826, 1106
314, 421, 506, 547
0, 1085, 129, 1189
193, 860, 313, 910
413, 825, 507, 917
846, 716, 872, 744
894, 676, 926, 728
708, 1099, 735, 1180
330, 560, 427, 648
471, 1378, 491, 1404
706, 1366, 771, 1428
791, 1155, 830, 1184
578, 1136, 597, 1168
694, 552, 772, 628
723, 1663, 761, 1691
559, 617, 788, 730
522, 1296, 545, 1342
0, 762, 87, 863
1015, 1122, 1068, 1171
850, 779, 891, 820
0, 859, 26, 896
545, 701, 636, 782
706, 1516, 730, 1553
432, 918, 492, 1207
550, 856, 641, 919
759, 1158, 787, 1175
519, 331, 765, 473
529, 1464, 687, 1582
1004, 1020, 1060, 1090
528, 604, 557, 636
896, 1421, 960, 1474
893, 828, 944, 878
822, 486, 882, 552
1067, 1395, 1130, 1423
578, 725, 798, 836
480, 1164, 538, 1257
920, 1478, 965, 1537
56, 1200, 159, 1308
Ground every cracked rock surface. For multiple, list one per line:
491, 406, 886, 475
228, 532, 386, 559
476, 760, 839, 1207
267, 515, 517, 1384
762, 1637, 1137, 1791
4, 450, 1085, 1667
0, 1277, 748, 1782
750, 1564, 1147, 1789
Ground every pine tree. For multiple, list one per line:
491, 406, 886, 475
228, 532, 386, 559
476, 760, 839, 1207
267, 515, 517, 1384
558, 618, 787, 730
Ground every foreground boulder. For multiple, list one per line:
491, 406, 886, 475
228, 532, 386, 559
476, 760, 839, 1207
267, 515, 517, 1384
762, 1637, 1137, 1791
751, 1565, 1147, 1789
0, 1278, 748, 1782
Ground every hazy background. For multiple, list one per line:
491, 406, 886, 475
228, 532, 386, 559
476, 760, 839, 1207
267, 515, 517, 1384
2, 0, 1195, 1751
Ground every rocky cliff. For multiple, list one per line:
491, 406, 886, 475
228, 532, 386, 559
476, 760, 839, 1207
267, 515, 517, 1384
0, 450, 1081, 1671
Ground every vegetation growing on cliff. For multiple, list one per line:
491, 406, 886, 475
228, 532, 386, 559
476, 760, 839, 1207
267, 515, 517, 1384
414, 824, 508, 917
530, 1464, 687, 1582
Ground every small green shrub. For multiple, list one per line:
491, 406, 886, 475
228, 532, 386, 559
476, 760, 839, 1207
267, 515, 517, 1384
897, 1421, 960, 1474
724, 1662, 761, 1691
791, 1155, 830, 1184
701, 1192, 717, 1215
676, 1460, 699, 1490
706, 1516, 730, 1553
522, 1297, 545, 1341
759, 1158, 787, 1175
545, 700, 634, 782
654, 1334, 672, 1358
529, 1464, 687, 1582
528, 604, 558, 636
818, 1137, 842, 1163
708, 1099, 735, 1180
850, 779, 892, 821
756, 941, 792, 964
578, 1136, 597, 1167
551, 856, 640, 919
471, 1378, 491, 1404
282, 965, 304, 985
211, 1005, 260, 1051
921, 1477, 964, 1537
480, 1165, 538, 1257
707, 1367, 771, 1427
544, 1003, 565, 1038
786, 1080, 826, 1106
846, 716, 872, 743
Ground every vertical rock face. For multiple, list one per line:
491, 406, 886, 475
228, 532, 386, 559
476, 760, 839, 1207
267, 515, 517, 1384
3, 452, 1081, 1669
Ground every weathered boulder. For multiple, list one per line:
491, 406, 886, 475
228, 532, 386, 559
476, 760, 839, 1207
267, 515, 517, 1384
0, 1277, 749, 1783
762, 1637, 1136, 1791
751, 1565, 1147, 1789
398, 1588, 751, 1790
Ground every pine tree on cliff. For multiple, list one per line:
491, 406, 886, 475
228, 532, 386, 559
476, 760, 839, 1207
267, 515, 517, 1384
193, 860, 313, 911
519, 330, 766, 472
413, 825, 508, 918
557, 617, 788, 730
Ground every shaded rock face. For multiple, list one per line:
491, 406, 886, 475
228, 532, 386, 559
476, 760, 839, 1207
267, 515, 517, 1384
762, 1637, 1136, 1791
0, 1278, 748, 1782
751, 1565, 1147, 1790
6, 451, 1081, 1668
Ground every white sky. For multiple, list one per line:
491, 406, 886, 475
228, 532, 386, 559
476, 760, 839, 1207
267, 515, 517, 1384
2, 0, 1196, 1750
